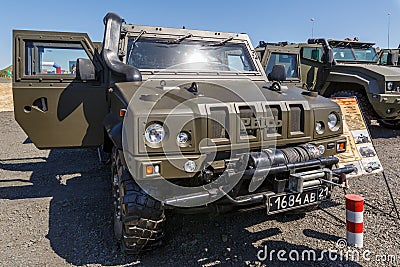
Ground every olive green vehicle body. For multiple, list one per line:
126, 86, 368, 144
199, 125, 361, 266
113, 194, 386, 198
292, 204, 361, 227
256, 40, 400, 121
13, 25, 345, 180
12, 13, 352, 253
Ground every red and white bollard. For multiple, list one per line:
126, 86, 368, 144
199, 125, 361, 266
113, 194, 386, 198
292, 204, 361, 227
345, 194, 364, 248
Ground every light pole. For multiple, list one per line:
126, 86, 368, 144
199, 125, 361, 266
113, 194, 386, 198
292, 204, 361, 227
387, 12, 391, 49
310, 18, 315, 38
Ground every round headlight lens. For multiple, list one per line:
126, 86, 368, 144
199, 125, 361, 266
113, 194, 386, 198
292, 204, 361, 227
145, 123, 165, 144
315, 122, 325, 134
177, 131, 191, 144
387, 82, 394, 91
184, 160, 196, 173
328, 113, 339, 130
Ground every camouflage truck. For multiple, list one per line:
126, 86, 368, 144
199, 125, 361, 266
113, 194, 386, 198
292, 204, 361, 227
12, 13, 351, 253
256, 39, 400, 128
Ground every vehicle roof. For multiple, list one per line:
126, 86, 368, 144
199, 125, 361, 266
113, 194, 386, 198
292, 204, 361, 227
255, 41, 301, 50
328, 39, 375, 48
121, 23, 252, 44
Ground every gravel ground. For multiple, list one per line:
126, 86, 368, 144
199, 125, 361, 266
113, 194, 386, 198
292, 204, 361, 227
0, 111, 399, 267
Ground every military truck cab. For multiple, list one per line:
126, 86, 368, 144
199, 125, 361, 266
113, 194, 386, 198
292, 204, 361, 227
13, 13, 352, 254
257, 39, 400, 128
256, 41, 303, 88
379, 48, 400, 67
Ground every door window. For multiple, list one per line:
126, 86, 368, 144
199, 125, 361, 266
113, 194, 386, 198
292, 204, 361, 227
25, 41, 88, 76
265, 52, 299, 79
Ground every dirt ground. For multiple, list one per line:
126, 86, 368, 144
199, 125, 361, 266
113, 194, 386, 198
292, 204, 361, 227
0, 110, 399, 267
0, 81, 13, 112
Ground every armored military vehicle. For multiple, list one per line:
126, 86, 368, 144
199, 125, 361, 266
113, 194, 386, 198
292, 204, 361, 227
365, 161, 381, 173
256, 39, 400, 128
13, 13, 351, 253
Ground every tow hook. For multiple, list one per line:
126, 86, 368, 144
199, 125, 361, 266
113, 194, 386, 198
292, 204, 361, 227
330, 166, 353, 188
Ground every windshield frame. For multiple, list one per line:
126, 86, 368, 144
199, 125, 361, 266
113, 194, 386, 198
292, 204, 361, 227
119, 25, 264, 78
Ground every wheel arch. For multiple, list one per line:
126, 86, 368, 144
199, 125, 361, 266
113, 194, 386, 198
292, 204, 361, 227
320, 70, 379, 97
324, 82, 366, 97
103, 113, 123, 151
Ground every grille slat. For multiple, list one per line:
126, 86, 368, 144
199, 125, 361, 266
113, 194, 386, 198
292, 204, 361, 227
239, 106, 257, 137
209, 107, 229, 139
289, 104, 305, 134
267, 105, 282, 135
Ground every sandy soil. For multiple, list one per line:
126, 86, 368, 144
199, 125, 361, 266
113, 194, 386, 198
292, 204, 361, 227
0, 82, 13, 112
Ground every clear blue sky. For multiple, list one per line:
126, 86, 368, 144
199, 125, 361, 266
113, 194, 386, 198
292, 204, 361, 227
1, 0, 399, 69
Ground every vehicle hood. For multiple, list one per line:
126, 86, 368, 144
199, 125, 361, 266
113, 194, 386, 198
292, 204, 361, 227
335, 63, 400, 81
115, 78, 339, 113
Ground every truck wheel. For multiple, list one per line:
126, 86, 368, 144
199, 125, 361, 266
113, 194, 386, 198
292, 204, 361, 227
111, 148, 165, 254
378, 119, 400, 129
330, 90, 374, 125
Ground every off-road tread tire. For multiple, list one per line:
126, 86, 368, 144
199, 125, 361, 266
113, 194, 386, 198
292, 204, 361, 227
112, 148, 165, 254
378, 119, 400, 129
330, 90, 375, 125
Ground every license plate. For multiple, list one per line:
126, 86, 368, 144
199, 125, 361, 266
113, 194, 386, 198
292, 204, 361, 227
267, 187, 326, 214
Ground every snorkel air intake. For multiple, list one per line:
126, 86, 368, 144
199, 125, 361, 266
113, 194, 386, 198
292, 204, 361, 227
102, 12, 142, 82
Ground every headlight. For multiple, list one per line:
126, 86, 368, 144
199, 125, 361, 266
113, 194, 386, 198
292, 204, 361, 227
387, 82, 394, 91
184, 160, 196, 173
315, 122, 325, 134
177, 131, 191, 144
145, 123, 165, 144
327, 112, 339, 131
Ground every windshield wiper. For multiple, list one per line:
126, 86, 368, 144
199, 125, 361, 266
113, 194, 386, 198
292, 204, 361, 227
157, 33, 193, 44
206, 36, 234, 47
128, 30, 146, 60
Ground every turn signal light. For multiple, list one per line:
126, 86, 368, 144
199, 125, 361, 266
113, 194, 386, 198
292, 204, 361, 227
145, 164, 160, 175
337, 142, 346, 152
146, 165, 154, 175
120, 109, 127, 117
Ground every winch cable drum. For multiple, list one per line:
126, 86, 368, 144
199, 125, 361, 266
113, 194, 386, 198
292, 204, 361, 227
247, 144, 323, 170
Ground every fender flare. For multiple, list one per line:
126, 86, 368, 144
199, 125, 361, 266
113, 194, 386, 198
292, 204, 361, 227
103, 113, 123, 149
321, 71, 380, 96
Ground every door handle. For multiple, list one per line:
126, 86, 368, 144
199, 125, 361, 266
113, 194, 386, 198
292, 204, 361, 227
24, 97, 48, 113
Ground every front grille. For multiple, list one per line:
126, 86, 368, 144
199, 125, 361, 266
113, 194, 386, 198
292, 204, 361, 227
289, 104, 304, 134
209, 107, 229, 139
207, 102, 307, 142
267, 105, 282, 135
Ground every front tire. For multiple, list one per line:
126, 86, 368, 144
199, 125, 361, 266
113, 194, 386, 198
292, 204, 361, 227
378, 119, 400, 129
111, 148, 165, 254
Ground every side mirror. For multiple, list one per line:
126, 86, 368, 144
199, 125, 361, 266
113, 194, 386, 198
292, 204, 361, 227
76, 58, 96, 81
387, 52, 399, 66
268, 65, 286, 82
326, 48, 335, 65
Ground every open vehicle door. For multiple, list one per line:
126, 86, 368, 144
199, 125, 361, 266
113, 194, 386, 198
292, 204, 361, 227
13, 30, 108, 148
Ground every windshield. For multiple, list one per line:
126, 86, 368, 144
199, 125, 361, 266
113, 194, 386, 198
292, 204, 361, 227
332, 46, 378, 62
126, 38, 257, 72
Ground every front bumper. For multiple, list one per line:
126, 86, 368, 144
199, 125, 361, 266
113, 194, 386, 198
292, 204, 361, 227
163, 157, 353, 212
370, 93, 400, 119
